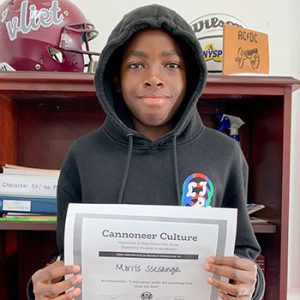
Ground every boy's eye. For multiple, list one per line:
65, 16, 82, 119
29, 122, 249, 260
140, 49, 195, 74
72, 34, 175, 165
128, 63, 143, 69
166, 62, 180, 69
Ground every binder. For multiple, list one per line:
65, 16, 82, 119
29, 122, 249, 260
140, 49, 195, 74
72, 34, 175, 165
0, 173, 58, 198
0, 195, 57, 214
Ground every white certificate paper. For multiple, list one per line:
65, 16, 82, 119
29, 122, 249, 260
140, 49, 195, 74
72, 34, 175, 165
65, 204, 237, 300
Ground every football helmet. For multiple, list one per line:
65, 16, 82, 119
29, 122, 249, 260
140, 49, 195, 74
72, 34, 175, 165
0, 0, 99, 72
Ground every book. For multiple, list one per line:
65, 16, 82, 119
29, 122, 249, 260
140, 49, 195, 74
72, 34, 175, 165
0, 213, 57, 222
0, 195, 57, 214
0, 164, 60, 176
250, 217, 269, 224
247, 203, 265, 215
0, 173, 58, 198
255, 255, 265, 274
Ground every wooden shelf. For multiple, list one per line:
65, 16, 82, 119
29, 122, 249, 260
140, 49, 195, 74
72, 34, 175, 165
0, 221, 56, 231
0, 220, 275, 233
251, 222, 276, 234
0, 72, 299, 300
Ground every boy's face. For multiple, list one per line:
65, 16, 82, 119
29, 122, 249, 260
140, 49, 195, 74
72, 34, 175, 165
120, 29, 186, 140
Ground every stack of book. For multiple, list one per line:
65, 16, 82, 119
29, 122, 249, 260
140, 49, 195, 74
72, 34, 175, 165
0, 164, 59, 222
256, 254, 266, 274
247, 203, 269, 225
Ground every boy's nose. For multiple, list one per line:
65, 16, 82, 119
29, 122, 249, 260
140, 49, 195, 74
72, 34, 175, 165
144, 78, 163, 87
144, 68, 163, 87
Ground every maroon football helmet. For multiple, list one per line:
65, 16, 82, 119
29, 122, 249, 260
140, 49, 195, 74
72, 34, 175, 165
0, 0, 99, 72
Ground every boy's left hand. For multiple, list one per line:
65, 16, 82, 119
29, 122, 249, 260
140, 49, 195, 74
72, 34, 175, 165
204, 256, 257, 299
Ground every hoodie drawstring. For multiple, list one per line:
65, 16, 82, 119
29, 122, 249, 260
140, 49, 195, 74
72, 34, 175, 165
173, 135, 181, 206
118, 134, 133, 204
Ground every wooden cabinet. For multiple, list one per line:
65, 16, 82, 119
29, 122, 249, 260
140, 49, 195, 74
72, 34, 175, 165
0, 72, 299, 300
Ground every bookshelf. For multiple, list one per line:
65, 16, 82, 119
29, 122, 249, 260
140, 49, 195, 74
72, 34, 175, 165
0, 72, 299, 300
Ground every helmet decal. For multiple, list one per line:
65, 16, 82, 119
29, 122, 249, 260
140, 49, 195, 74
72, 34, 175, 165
181, 173, 214, 207
2, 0, 64, 41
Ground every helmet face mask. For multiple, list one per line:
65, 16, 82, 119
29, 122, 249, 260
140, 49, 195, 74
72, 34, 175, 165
0, 0, 99, 72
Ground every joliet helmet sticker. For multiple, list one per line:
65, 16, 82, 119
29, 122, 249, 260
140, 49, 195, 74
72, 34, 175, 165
181, 173, 214, 207
1, 0, 64, 41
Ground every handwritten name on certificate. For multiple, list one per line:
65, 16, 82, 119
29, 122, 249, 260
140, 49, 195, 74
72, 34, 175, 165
64, 204, 237, 300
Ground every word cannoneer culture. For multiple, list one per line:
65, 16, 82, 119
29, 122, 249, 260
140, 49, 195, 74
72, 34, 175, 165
101, 230, 198, 242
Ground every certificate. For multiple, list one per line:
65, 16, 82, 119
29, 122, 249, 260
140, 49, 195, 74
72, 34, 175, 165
65, 204, 237, 300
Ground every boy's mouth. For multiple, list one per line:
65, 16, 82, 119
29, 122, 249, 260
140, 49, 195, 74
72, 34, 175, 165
139, 95, 170, 106
138, 94, 170, 105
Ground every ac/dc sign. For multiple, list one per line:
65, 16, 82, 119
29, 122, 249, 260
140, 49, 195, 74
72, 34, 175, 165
222, 24, 269, 75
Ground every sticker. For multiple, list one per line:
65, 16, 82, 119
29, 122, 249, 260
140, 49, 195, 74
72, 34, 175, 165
2, 0, 64, 41
181, 173, 214, 207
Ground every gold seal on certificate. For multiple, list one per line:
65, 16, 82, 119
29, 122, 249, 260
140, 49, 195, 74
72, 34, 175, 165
65, 204, 237, 300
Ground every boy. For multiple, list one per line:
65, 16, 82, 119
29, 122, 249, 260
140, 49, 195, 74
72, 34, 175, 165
29, 4, 265, 299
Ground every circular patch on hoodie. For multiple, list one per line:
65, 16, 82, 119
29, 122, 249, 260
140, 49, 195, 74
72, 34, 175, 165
181, 173, 214, 207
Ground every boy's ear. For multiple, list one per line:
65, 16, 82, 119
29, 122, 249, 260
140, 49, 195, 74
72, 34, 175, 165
114, 76, 121, 93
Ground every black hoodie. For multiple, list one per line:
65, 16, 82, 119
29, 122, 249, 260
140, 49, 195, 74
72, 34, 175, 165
27, 4, 264, 299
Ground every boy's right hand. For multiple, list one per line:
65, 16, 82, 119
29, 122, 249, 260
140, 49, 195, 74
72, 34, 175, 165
32, 260, 82, 299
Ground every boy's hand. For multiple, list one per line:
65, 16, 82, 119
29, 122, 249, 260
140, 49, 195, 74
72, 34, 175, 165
204, 256, 257, 299
32, 260, 82, 299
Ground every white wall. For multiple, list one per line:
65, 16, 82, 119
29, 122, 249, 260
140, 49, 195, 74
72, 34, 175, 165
73, 0, 298, 76
73, 0, 300, 298
288, 1, 300, 298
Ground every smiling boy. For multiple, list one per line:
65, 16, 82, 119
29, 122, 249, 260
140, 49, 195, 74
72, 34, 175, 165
119, 29, 186, 140
29, 4, 265, 300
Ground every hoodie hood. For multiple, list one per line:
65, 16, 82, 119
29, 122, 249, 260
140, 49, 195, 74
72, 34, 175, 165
94, 4, 207, 142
